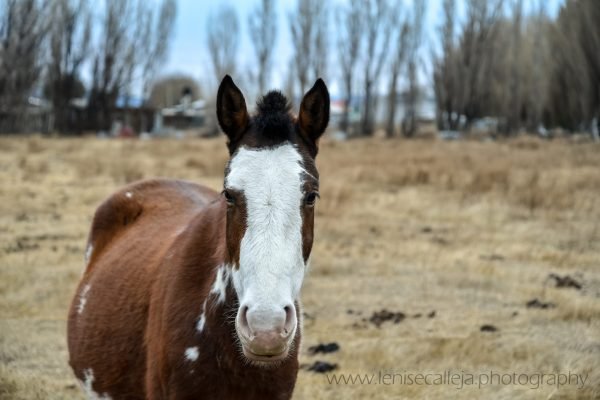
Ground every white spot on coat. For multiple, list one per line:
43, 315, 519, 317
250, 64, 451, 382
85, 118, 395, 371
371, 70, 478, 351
210, 266, 230, 304
125, 191, 132, 198
79, 368, 112, 400
196, 313, 206, 332
196, 299, 207, 332
185, 347, 199, 362
77, 284, 91, 315
84, 244, 93, 265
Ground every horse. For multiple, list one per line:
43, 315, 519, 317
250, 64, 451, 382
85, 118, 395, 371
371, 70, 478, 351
67, 75, 330, 399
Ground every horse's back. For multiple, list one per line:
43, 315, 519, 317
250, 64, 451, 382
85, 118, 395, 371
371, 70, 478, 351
67, 179, 218, 398
84, 179, 217, 269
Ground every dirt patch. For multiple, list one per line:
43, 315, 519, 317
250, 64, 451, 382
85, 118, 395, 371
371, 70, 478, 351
306, 361, 338, 373
308, 342, 340, 355
368, 309, 406, 328
4, 240, 40, 254
548, 273, 582, 290
480, 324, 499, 332
526, 298, 556, 309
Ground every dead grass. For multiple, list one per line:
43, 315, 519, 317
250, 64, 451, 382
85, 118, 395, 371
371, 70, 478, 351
0, 135, 599, 399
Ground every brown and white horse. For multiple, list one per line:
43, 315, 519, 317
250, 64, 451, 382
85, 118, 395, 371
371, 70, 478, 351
67, 76, 330, 399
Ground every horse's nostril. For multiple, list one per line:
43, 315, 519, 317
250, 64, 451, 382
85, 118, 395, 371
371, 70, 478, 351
283, 304, 295, 337
239, 305, 251, 335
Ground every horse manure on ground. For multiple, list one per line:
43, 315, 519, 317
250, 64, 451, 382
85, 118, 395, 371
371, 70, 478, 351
369, 309, 406, 327
308, 342, 340, 355
548, 273, 582, 290
352, 309, 436, 328
480, 324, 499, 332
306, 361, 338, 373
526, 298, 556, 309
4, 239, 39, 254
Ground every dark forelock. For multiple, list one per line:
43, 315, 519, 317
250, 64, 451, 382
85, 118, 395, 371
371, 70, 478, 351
252, 91, 293, 141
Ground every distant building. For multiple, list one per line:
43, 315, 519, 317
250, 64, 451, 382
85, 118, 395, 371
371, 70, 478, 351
0, 96, 52, 134
158, 98, 206, 132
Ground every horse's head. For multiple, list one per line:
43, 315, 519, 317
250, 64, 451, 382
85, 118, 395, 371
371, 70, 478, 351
217, 76, 329, 364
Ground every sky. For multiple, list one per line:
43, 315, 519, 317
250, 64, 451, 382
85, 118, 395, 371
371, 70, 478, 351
158, 0, 564, 100
160, 0, 298, 95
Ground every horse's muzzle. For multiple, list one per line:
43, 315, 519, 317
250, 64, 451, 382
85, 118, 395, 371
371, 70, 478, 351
236, 303, 296, 362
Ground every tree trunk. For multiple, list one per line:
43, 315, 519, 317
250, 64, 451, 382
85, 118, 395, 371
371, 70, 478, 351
403, 61, 418, 137
385, 70, 399, 138
341, 78, 352, 134
362, 80, 373, 136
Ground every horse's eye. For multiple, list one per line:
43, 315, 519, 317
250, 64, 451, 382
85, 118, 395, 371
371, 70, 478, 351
305, 192, 319, 207
223, 190, 235, 205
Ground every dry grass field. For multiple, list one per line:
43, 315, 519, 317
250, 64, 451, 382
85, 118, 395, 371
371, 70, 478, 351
0, 135, 599, 399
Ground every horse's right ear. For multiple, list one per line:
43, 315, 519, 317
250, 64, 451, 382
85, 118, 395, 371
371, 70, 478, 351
217, 75, 249, 151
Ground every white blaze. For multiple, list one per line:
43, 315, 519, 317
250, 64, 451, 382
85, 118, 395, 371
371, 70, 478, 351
225, 144, 306, 321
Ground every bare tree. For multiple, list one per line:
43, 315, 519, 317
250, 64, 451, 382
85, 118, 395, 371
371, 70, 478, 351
88, 1, 133, 130
523, 1, 550, 132
284, 58, 297, 104
505, 0, 523, 134
460, 0, 504, 127
430, 0, 597, 136
87, 0, 176, 131
547, 0, 600, 136
46, 0, 91, 133
577, 0, 600, 137
207, 5, 240, 82
385, 17, 409, 138
360, 0, 394, 136
433, 0, 504, 131
289, 0, 329, 96
138, 0, 177, 100
0, 0, 50, 132
401, 0, 426, 137
336, 0, 362, 135
248, 0, 277, 94
433, 0, 459, 130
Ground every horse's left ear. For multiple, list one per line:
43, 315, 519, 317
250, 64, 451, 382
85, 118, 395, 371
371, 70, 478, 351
298, 79, 330, 155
